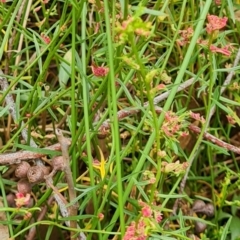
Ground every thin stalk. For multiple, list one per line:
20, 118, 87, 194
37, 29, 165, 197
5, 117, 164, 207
123, 0, 128, 19
81, 2, 99, 238
55, 129, 78, 239
103, 0, 125, 236
0, 175, 13, 237
71, 0, 77, 182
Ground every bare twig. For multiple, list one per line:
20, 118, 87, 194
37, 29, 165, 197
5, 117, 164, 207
55, 128, 78, 240
45, 178, 68, 206
2, 124, 240, 165
45, 165, 86, 240
151, 78, 195, 106
55, 129, 77, 208
26, 192, 87, 240
0, 143, 61, 165
189, 124, 240, 154
99, 77, 195, 132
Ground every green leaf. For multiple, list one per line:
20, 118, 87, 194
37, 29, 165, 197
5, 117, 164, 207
14, 143, 61, 156
211, 98, 231, 113
220, 96, 240, 107
33, 33, 43, 73
98, 146, 106, 180
231, 194, 240, 215
218, 210, 232, 221
221, 216, 232, 240
58, 48, 72, 88
157, 194, 187, 199
226, 0, 235, 23
0, 106, 9, 117
169, 141, 179, 155
131, 6, 168, 17
230, 217, 240, 240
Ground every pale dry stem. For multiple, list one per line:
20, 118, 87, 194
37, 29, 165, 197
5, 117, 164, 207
55, 128, 79, 240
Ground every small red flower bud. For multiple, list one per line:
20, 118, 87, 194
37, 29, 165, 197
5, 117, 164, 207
226, 115, 236, 125
98, 213, 104, 221
24, 212, 32, 220
41, 33, 51, 44
91, 65, 109, 77
15, 193, 31, 208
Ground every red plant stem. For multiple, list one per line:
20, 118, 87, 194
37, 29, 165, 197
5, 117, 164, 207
189, 124, 240, 154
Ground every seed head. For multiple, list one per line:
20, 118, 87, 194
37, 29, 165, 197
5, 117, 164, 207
15, 161, 30, 178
